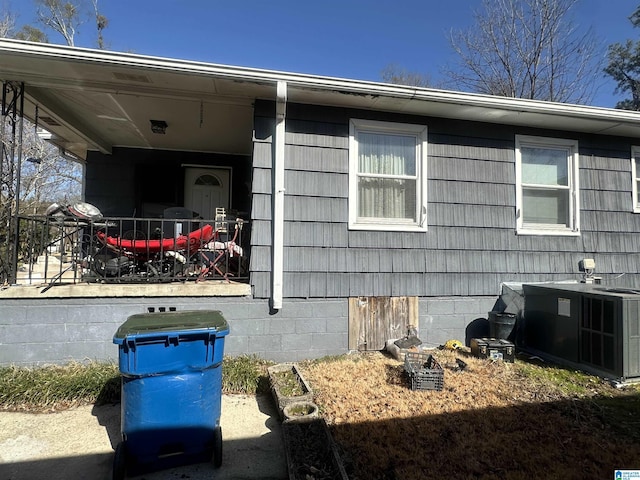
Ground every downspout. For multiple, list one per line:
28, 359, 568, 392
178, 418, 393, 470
271, 81, 287, 311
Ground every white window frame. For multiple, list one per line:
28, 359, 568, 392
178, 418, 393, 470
515, 135, 580, 236
348, 119, 428, 232
632, 146, 640, 213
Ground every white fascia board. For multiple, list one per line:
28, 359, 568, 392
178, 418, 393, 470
2, 38, 640, 132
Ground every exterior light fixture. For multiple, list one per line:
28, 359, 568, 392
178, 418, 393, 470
150, 119, 168, 134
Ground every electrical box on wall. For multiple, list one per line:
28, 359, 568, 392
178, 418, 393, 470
580, 258, 596, 271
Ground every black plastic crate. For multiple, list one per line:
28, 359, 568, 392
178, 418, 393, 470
404, 352, 444, 391
470, 338, 515, 363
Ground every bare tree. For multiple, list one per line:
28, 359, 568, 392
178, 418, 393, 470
446, 0, 602, 104
19, 126, 83, 214
0, 9, 15, 37
35, 0, 83, 46
381, 64, 433, 88
34, 0, 108, 48
1, 4, 84, 282
91, 0, 107, 49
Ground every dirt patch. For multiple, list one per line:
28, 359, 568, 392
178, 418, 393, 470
0, 395, 287, 480
301, 351, 640, 480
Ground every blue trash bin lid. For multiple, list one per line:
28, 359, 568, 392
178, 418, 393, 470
114, 310, 228, 342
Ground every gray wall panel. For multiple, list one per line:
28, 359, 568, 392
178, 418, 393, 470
429, 141, 514, 162
581, 190, 630, 211
429, 180, 514, 206
430, 157, 514, 183
581, 169, 631, 191
249, 100, 640, 302
250, 220, 272, 246
285, 144, 348, 173
285, 170, 348, 198
282, 222, 348, 248
252, 168, 272, 194
285, 196, 348, 222
252, 141, 272, 168
0, 297, 353, 365
249, 246, 272, 271
430, 204, 514, 228
251, 194, 272, 221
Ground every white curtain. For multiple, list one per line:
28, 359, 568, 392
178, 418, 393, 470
357, 132, 416, 220
521, 146, 569, 225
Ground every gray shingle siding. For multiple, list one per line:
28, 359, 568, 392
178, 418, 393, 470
250, 100, 640, 300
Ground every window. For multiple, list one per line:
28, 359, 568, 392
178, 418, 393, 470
515, 135, 580, 235
194, 174, 221, 186
349, 119, 428, 231
632, 147, 640, 213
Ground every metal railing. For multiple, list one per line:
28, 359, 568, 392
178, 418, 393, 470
14, 214, 249, 288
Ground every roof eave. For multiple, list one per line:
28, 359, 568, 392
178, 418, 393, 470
2, 38, 640, 138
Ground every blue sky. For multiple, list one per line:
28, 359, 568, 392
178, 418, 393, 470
7, 0, 640, 108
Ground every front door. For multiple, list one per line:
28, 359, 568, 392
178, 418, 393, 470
184, 167, 230, 220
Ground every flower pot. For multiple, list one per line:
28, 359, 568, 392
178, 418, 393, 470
283, 401, 319, 423
267, 363, 314, 419
281, 418, 350, 480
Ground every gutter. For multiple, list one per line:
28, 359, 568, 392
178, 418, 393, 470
271, 81, 286, 311
2, 39, 640, 130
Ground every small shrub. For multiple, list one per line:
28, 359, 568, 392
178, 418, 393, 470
222, 354, 271, 395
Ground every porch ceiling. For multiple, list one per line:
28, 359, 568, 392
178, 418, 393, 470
0, 45, 275, 159
2, 39, 640, 162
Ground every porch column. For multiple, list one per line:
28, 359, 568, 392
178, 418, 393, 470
271, 81, 287, 310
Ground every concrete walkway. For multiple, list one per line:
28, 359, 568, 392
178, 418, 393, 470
0, 394, 288, 480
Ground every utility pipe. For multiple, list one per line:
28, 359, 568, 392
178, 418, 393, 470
271, 81, 286, 310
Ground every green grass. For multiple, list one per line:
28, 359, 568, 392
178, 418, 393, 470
514, 360, 607, 397
512, 358, 640, 441
270, 368, 305, 396
0, 355, 272, 412
0, 361, 120, 411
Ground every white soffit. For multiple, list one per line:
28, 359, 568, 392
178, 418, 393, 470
1, 38, 640, 146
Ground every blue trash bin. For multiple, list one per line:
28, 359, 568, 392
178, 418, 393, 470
112, 310, 229, 479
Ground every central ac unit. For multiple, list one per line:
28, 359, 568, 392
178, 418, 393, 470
521, 283, 640, 383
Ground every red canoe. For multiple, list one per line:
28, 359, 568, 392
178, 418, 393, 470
97, 224, 215, 254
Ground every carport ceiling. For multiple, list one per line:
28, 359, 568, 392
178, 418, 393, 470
0, 51, 275, 159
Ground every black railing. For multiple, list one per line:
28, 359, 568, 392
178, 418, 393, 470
15, 214, 249, 288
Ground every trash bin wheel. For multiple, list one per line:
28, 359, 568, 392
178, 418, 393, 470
112, 441, 127, 480
212, 426, 223, 468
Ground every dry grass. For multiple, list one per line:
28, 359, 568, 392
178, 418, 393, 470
0, 355, 272, 413
301, 350, 640, 480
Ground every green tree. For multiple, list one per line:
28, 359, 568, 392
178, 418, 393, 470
604, 6, 640, 110
446, 0, 601, 104
14, 25, 49, 43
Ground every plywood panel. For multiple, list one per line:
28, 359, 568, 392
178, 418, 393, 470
348, 296, 418, 351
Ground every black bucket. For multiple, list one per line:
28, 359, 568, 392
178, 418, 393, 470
488, 311, 516, 341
